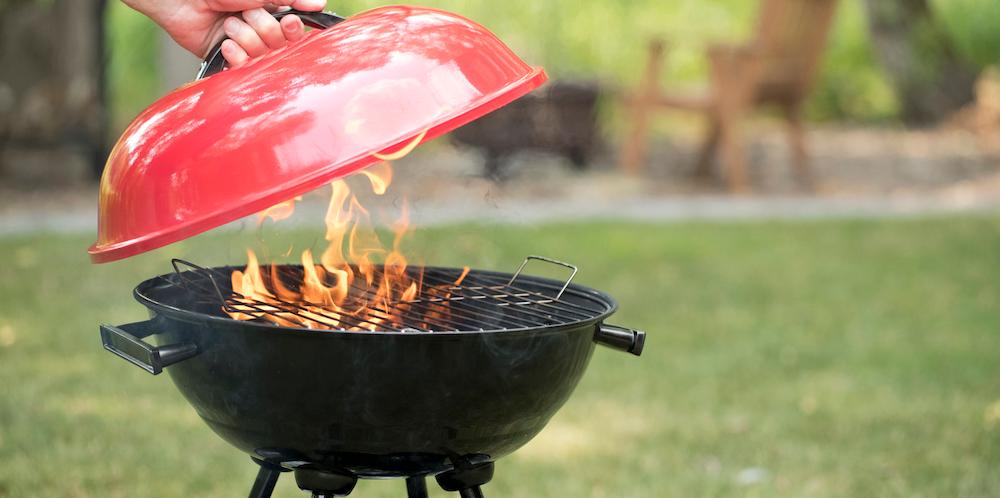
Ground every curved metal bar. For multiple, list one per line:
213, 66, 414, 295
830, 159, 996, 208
508, 255, 578, 300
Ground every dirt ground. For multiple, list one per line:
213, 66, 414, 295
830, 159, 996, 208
2, 126, 999, 234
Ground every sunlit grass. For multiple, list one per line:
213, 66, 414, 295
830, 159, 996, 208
1, 217, 999, 497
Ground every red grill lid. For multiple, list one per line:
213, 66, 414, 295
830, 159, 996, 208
89, 5, 546, 263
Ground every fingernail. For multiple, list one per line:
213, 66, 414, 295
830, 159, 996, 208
282, 15, 302, 30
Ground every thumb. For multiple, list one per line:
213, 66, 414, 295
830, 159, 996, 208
290, 0, 326, 11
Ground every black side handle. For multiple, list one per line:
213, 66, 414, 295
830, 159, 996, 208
196, 10, 347, 80
594, 324, 645, 356
100, 320, 199, 375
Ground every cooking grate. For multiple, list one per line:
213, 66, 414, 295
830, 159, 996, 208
170, 256, 608, 332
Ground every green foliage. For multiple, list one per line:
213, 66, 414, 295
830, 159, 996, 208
106, 1, 161, 130
808, 0, 899, 121
105, 0, 1000, 129
1, 217, 999, 496
932, 0, 1000, 67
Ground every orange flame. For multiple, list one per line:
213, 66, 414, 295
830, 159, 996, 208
228, 133, 469, 331
256, 196, 301, 226
373, 129, 428, 161
360, 162, 393, 195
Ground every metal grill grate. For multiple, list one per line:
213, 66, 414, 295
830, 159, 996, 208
170, 257, 607, 332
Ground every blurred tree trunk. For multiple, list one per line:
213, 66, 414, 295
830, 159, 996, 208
862, 0, 976, 125
0, 0, 108, 185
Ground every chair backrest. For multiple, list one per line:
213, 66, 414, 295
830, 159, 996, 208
751, 0, 838, 100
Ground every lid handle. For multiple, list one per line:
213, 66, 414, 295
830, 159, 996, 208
196, 10, 346, 80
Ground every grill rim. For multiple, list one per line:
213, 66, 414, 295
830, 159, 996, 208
133, 264, 619, 337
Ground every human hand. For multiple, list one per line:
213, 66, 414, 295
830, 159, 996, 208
123, 0, 327, 68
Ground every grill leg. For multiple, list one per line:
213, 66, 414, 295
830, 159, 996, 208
248, 460, 285, 498
458, 487, 485, 498
435, 461, 494, 498
406, 475, 428, 498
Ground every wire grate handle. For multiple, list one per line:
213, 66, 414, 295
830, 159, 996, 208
508, 255, 578, 300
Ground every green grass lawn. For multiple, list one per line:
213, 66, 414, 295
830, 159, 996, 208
1, 217, 999, 497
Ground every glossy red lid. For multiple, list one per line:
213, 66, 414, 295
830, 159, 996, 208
90, 5, 546, 263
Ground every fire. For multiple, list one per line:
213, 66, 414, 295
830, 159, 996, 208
228, 138, 468, 331
373, 129, 427, 161
256, 196, 301, 225
359, 162, 393, 195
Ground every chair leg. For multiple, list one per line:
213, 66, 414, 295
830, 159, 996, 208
717, 115, 749, 193
694, 119, 721, 179
619, 39, 666, 174
785, 105, 814, 190
620, 101, 651, 174
705, 47, 756, 194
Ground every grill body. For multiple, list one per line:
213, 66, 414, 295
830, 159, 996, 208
126, 266, 617, 477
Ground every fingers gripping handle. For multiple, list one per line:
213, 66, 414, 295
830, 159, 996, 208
100, 321, 198, 375
197, 10, 346, 80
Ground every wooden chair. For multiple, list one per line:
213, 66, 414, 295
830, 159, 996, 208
620, 0, 839, 192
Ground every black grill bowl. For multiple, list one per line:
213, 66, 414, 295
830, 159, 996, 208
100, 266, 644, 478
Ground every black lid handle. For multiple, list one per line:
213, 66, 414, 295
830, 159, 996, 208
196, 10, 346, 80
